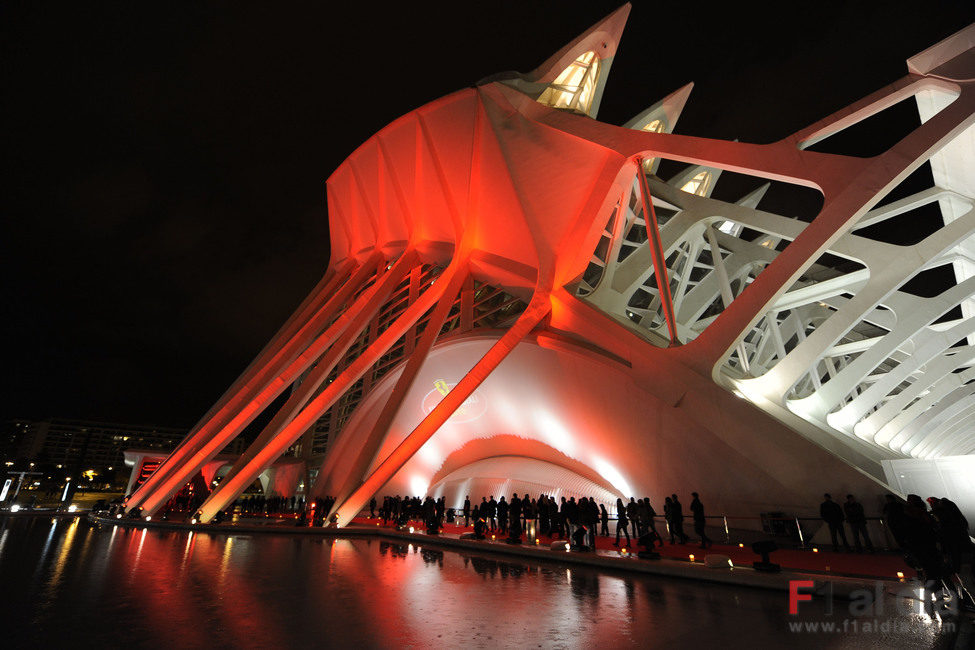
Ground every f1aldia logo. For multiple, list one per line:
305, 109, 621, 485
421, 379, 487, 423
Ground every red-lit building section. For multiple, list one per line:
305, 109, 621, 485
124, 6, 975, 526
134, 459, 160, 490
123, 449, 305, 506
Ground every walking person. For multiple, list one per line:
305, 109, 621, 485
487, 496, 498, 532
902, 494, 951, 605
627, 497, 639, 539
644, 497, 660, 540
820, 493, 851, 552
600, 503, 610, 536
933, 497, 975, 592
508, 493, 522, 542
583, 497, 598, 549
664, 496, 675, 543
670, 494, 689, 544
690, 492, 712, 549
557, 497, 568, 539
883, 493, 907, 548
637, 499, 650, 537
614, 498, 631, 547
843, 494, 873, 553
435, 496, 446, 527
538, 495, 550, 536
565, 497, 579, 540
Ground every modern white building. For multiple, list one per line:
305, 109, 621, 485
124, 6, 975, 529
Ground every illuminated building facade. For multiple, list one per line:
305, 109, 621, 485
9, 418, 186, 472
125, 7, 975, 526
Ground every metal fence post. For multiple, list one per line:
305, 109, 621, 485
795, 516, 806, 549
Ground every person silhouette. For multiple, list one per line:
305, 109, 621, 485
843, 494, 873, 553
487, 496, 498, 531
614, 498, 631, 547
690, 492, 712, 549
820, 493, 851, 552
670, 494, 689, 544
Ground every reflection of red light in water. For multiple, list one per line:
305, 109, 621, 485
421, 379, 487, 422
116, 530, 282, 647
28, 522, 781, 647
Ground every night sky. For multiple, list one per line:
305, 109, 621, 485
3, 2, 973, 427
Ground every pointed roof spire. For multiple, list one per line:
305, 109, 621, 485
526, 4, 631, 84
482, 4, 631, 119
668, 164, 722, 198
735, 183, 770, 209
623, 82, 694, 133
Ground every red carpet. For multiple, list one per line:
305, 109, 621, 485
351, 516, 909, 580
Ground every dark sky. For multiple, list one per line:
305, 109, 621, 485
2, 1, 973, 427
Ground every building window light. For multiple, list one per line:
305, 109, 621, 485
681, 171, 712, 197
642, 119, 664, 133
537, 50, 600, 115
640, 120, 665, 171
717, 220, 740, 235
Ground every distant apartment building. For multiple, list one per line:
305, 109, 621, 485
3, 418, 188, 471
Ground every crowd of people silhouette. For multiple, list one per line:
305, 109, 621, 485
376, 492, 717, 551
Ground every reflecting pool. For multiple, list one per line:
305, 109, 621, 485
0, 517, 963, 648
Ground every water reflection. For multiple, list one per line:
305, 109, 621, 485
0, 517, 960, 649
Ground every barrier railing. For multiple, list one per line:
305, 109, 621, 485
570, 513, 894, 550
353, 507, 901, 551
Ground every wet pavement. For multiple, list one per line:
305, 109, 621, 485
350, 517, 910, 580
0, 516, 967, 648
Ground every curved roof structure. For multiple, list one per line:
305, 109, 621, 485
125, 6, 975, 526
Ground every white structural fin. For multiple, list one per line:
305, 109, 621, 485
487, 3, 631, 118
623, 82, 694, 132
624, 83, 694, 174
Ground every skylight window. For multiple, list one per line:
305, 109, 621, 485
537, 51, 600, 115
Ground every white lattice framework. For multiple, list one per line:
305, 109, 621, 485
583, 33, 975, 463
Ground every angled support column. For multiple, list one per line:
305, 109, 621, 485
126, 263, 350, 509
194, 259, 464, 522
404, 266, 423, 356
191, 264, 347, 433
320, 265, 468, 509
310, 264, 447, 498
636, 159, 678, 344
333, 291, 552, 526
136, 252, 412, 516
126, 255, 372, 510
195, 253, 423, 519
308, 268, 457, 501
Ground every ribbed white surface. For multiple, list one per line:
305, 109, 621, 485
427, 456, 622, 511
